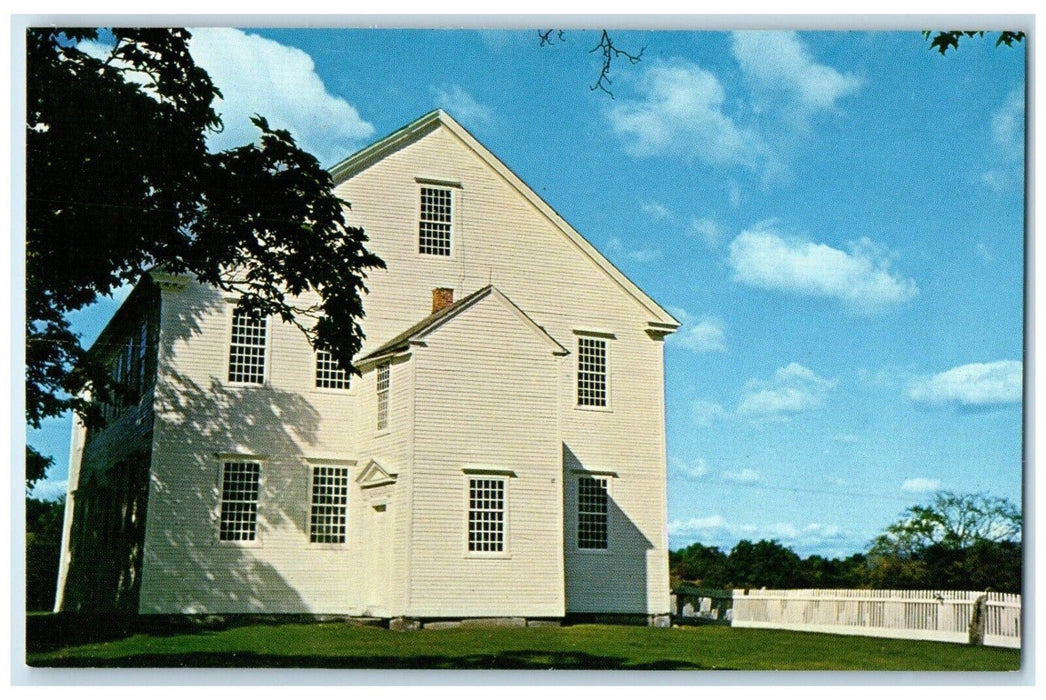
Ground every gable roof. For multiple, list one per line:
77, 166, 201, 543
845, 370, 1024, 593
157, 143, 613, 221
329, 109, 680, 332
355, 285, 568, 368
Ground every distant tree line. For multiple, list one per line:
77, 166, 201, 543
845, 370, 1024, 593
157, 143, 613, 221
670, 492, 1021, 593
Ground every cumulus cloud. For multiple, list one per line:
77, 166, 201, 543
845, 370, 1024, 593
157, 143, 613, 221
907, 361, 1023, 409
673, 316, 727, 354
723, 468, 761, 484
640, 200, 675, 222
670, 456, 710, 481
731, 31, 862, 116
30, 478, 68, 501
738, 362, 837, 420
727, 222, 918, 314
606, 236, 661, 263
690, 399, 727, 426
608, 60, 770, 171
667, 514, 849, 554
983, 90, 1025, 191
185, 28, 374, 165
901, 477, 941, 493
688, 216, 723, 247
431, 84, 494, 126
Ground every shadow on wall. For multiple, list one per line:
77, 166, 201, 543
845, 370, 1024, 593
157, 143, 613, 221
562, 443, 653, 614
142, 282, 325, 613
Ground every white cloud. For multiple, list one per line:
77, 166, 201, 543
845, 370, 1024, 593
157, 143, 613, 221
606, 236, 661, 263
673, 317, 727, 354
608, 60, 770, 171
901, 477, 941, 493
688, 216, 722, 247
690, 399, 727, 426
640, 200, 675, 222
727, 223, 918, 314
731, 31, 862, 115
30, 478, 68, 501
982, 90, 1025, 191
670, 456, 710, 481
723, 468, 761, 484
186, 28, 374, 165
907, 361, 1023, 409
431, 84, 494, 126
832, 433, 859, 444
667, 514, 848, 554
738, 362, 837, 420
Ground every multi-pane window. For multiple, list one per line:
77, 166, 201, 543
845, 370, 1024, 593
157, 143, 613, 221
138, 321, 148, 392
419, 186, 452, 256
219, 461, 261, 541
228, 307, 267, 384
376, 363, 390, 431
577, 336, 608, 407
315, 350, 350, 390
309, 466, 349, 544
577, 476, 609, 550
468, 478, 505, 553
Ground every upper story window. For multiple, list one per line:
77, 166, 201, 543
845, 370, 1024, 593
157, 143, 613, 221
228, 307, 267, 384
315, 350, 350, 390
376, 363, 390, 431
577, 476, 609, 550
577, 336, 608, 407
309, 465, 349, 544
219, 461, 261, 542
137, 321, 148, 392
468, 477, 505, 553
419, 186, 452, 256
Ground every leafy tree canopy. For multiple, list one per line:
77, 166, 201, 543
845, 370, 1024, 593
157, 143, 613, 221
870, 491, 1021, 559
923, 30, 1026, 55
26, 28, 384, 443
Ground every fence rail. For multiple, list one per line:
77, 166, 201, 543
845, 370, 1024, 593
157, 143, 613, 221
731, 589, 1020, 648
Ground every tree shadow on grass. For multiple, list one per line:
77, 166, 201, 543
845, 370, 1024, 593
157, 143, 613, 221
32, 649, 712, 670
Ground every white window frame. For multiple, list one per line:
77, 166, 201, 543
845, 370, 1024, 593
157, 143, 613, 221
376, 362, 390, 432
137, 320, 148, 394
314, 349, 351, 391
307, 463, 350, 545
464, 473, 511, 557
576, 475, 611, 552
418, 185, 454, 257
575, 332, 612, 410
217, 459, 262, 544
227, 304, 269, 386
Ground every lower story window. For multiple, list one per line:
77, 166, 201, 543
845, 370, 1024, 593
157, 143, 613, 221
219, 461, 260, 541
468, 477, 505, 553
577, 476, 609, 550
310, 465, 349, 543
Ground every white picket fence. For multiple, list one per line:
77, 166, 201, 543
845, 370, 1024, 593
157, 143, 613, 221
731, 589, 1021, 648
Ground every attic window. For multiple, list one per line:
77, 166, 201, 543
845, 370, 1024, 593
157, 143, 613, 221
419, 186, 452, 256
577, 336, 608, 407
376, 363, 390, 431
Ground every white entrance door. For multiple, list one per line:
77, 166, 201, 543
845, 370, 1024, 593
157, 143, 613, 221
366, 503, 389, 614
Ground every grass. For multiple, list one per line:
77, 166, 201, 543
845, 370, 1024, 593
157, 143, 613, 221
25, 615, 1021, 671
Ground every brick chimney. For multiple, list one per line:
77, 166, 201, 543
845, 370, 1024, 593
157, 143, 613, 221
432, 287, 454, 313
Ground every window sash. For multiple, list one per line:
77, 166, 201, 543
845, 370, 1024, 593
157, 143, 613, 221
468, 478, 505, 553
315, 350, 350, 390
577, 476, 609, 549
419, 187, 452, 256
577, 336, 608, 407
376, 363, 390, 430
228, 308, 267, 384
219, 461, 260, 541
309, 466, 349, 543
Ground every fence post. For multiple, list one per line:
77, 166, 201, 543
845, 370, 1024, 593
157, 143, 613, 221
968, 593, 987, 646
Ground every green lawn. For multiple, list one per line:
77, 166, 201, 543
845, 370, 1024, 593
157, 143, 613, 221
25, 616, 1021, 671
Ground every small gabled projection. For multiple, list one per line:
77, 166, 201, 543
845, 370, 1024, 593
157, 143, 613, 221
356, 459, 398, 490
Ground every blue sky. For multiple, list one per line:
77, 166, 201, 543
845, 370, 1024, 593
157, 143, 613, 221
26, 27, 1025, 558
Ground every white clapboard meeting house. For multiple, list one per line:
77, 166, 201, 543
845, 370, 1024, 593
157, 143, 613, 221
54, 110, 680, 626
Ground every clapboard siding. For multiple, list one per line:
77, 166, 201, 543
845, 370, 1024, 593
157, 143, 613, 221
337, 123, 670, 615
65, 111, 673, 619
407, 294, 564, 617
